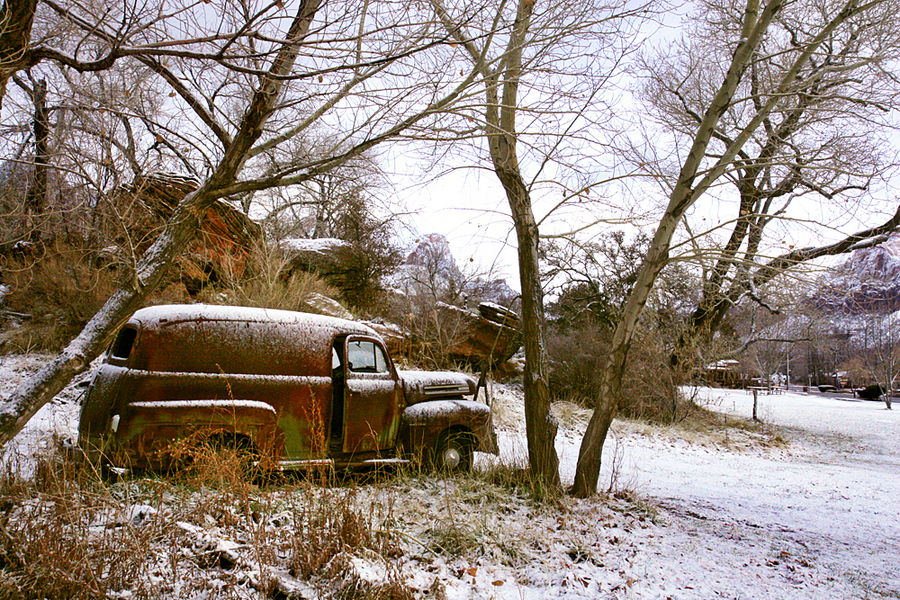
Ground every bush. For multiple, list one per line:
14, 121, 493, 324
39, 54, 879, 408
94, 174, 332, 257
545, 321, 699, 423
858, 384, 884, 400
195, 238, 343, 315
0, 241, 190, 353
546, 323, 609, 402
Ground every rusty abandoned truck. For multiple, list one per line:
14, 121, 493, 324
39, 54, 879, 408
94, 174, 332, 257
78, 304, 498, 473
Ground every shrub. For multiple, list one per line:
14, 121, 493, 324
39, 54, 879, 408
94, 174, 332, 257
0, 240, 190, 353
0, 449, 415, 600
858, 384, 884, 400
545, 320, 700, 423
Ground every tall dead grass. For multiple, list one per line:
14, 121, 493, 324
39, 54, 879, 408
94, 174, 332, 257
0, 240, 190, 353
195, 239, 344, 316
0, 447, 416, 600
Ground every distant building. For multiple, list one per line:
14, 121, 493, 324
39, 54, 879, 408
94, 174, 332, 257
705, 359, 741, 388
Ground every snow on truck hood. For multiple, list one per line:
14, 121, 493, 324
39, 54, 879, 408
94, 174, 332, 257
402, 399, 490, 423
398, 370, 477, 404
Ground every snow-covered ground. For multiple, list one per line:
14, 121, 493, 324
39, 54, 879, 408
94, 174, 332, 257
480, 384, 900, 599
618, 388, 899, 599
2, 353, 898, 599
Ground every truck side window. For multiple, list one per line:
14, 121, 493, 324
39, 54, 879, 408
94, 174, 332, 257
111, 327, 137, 359
332, 346, 341, 371
347, 340, 389, 373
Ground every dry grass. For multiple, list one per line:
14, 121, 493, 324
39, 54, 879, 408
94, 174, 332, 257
0, 240, 190, 354
196, 240, 343, 316
0, 447, 417, 600
615, 397, 790, 451
0, 244, 119, 353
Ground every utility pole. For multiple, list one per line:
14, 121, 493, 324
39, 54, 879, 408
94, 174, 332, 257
786, 350, 791, 391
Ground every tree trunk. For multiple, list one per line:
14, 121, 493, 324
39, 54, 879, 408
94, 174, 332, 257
506, 170, 560, 488
25, 77, 48, 239
572, 0, 789, 497
573, 214, 678, 497
0, 0, 38, 110
572, 0, 870, 497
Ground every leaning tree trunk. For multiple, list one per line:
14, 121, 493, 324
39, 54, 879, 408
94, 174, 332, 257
0, 0, 322, 448
571, 0, 791, 497
572, 213, 678, 497
571, 0, 864, 497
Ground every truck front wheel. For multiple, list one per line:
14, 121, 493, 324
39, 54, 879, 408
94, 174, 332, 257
433, 430, 474, 473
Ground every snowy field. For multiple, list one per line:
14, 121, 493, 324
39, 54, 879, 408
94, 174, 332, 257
2, 354, 899, 599
486, 385, 900, 599
614, 388, 899, 599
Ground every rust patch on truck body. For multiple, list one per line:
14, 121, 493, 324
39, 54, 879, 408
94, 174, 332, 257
78, 304, 496, 472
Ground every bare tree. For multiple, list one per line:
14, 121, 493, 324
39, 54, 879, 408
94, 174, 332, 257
640, 0, 900, 369
855, 313, 898, 409
429, 0, 652, 488
0, 0, 490, 446
573, 0, 900, 497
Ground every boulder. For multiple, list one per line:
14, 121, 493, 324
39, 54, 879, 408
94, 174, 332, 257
360, 319, 415, 358
304, 292, 354, 320
113, 173, 261, 293
434, 301, 521, 368
478, 301, 519, 328
279, 237, 368, 291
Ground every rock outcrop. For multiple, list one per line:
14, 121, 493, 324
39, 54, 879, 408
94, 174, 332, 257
115, 173, 261, 293
438, 301, 522, 368
279, 237, 369, 292
814, 233, 900, 314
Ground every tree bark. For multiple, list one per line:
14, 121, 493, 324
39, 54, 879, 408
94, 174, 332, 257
0, 0, 323, 448
25, 77, 48, 239
505, 163, 560, 488
0, 0, 38, 110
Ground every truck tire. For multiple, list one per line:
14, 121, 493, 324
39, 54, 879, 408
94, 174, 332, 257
433, 430, 474, 473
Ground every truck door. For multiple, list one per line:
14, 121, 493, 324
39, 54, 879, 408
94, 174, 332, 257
341, 337, 401, 455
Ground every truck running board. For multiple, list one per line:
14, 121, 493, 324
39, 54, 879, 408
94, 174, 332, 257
277, 457, 411, 470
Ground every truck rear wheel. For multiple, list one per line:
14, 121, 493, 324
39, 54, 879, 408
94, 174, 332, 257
433, 430, 474, 473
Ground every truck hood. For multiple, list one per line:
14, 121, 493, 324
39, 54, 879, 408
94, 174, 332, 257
398, 370, 477, 404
